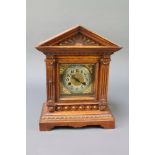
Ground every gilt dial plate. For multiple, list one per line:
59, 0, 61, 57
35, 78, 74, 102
60, 64, 95, 96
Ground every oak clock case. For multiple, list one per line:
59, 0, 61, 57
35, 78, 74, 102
36, 25, 122, 131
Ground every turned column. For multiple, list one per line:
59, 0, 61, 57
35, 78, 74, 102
99, 54, 111, 111
45, 56, 56, 112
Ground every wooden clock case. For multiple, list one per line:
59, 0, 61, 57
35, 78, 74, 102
36, 25, 122, 131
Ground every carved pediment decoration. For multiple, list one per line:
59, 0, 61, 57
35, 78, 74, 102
55, 32, 101, 46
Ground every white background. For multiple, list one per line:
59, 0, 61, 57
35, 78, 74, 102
0, 0, 155, 155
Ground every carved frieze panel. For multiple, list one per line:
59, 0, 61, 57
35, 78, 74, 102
55, 104, 100, 111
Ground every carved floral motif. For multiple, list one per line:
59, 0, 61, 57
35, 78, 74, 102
55, 33, 101, 46
100, 55, 111, 65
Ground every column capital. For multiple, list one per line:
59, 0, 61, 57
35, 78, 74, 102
100, 55, 111, 65
45, 57, 56, 65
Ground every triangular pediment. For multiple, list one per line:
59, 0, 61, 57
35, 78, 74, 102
36, 25, 122, 54
37, 25, 120, 47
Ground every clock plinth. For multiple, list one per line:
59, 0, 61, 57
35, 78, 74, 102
39, 103, 115, 131
36, 25, 122, 131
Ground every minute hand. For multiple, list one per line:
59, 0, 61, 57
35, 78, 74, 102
72, 76, 86, 85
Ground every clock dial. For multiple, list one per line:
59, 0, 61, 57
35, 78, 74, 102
63, 65, 91, 93
60, 64, 94, 95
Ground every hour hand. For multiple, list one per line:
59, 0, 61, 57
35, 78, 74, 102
81, 82, 86, 85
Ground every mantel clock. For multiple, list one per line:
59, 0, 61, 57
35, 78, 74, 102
36, 25, 122, 131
